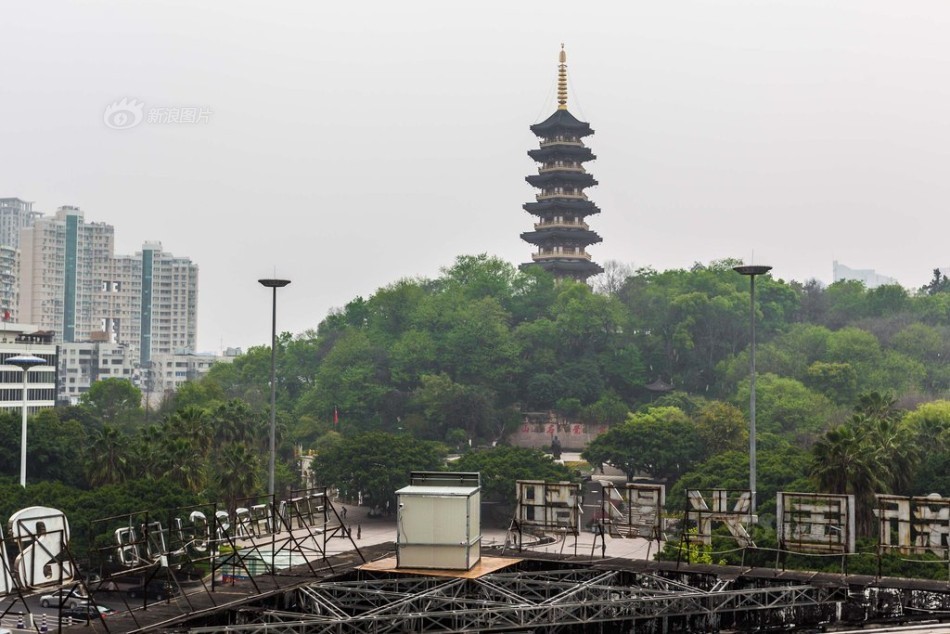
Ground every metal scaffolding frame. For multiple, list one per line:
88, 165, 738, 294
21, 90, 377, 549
187, 566, 846, 633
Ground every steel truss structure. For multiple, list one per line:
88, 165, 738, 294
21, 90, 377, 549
188, 566, 846, 633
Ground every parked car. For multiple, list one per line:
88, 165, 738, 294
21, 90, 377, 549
39, 588, 89, 608
61, 604, 114, 621
127, 580, 178, 601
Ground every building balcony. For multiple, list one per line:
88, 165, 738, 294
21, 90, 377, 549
534, 220, 590, 230
532, 250, 592, 261
538, 164, 585, 174
539, 136, 584, 147
536, 192, 588, 202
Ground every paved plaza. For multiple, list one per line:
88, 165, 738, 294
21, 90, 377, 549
327, 502, 662, 562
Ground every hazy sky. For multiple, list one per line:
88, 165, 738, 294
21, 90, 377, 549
4, 1, 949, 352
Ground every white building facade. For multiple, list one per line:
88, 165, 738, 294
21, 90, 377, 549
57, 340, 137, 404
18, 207, 198, 364
832, 261, 899, 290
0, 245, 18, 322
0, 322, 57, 414
0, 197, 38, 249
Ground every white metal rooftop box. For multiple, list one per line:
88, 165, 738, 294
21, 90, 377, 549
396, 471, 481, 570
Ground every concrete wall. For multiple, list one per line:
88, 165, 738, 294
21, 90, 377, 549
507, 412, 608, 451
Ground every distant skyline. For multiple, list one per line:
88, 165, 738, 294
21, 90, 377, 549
4, 1, 949, 352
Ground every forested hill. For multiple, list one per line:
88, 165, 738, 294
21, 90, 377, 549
200, 255, 950, 445
3, 254, 948, 560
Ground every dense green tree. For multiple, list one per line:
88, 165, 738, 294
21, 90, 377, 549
163, 376, 227, 413
440, 296, 520, 393
694, 401, 747, 458
389, 329, 438, 387
440, 254, 517, 304
310, 432, 446, 513
618, 264, 784, 394
454, 446, 574, 504
911, 291, 950, 326
896, 400, 950, 496
924, 268, 950, 296
79, 378, 144, 428
26, 409, 87, 487
296, 329, 389, 427
507, 265, 558, 324
791, 279, 828, 324
866, 284, 910, 317
890, 323, 950, 393
735, 373, 838, 440
411, 373, 494, 441
804, 361, 859, 404
581, 392, 631, 426
672, 444, 813, 518
823, 280, 870, 328
582, 407, 703, 482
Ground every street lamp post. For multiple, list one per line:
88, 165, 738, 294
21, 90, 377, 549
259, 278, 291, 497
732, 264, 772, 512
6, 354, 47, 488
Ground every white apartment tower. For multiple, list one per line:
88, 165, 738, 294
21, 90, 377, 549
104, 242, 198, 364
0, 197, 40, 321
0, 245, 18, 321
19, 206, 115, 341
0, 197, 39, 248
19, 206, 198, 363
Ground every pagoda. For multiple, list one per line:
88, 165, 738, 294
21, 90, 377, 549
521, 46, 603, 282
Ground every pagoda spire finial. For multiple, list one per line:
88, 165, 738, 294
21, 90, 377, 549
557, 44, 568, 110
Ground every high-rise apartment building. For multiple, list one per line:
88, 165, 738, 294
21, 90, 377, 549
0, 197, 39, 248
103, 242, 198, 364
0, 197, 40, 321
0, 245, 18, 321
19, 206, 198, 362
19, 206, 115, 341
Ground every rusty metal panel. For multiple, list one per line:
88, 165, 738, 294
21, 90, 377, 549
875, 493, 950, 557
515, 480, 581, 535
777, 492, 855, 554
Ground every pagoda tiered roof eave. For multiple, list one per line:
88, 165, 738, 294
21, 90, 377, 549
525, 172, 598, 188
523, 199, 601, 216
520, 229, 603, 245
520, 260, 605, 276
527, 145, 596, 162
529, 109, 594, 138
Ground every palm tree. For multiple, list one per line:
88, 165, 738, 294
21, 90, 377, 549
168, 406, 212, 459
854, 391, 899, 423
163, 436, 207, 493
811, 422, 885, 535
865, 415, 919, 495
131, 424, 166, 479
211, 443, 261, 514
85, 425, 131, 486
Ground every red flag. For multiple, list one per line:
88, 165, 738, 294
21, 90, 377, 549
333, 407, 338, 426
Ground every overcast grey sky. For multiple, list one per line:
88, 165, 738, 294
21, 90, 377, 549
4, 1, 949, 352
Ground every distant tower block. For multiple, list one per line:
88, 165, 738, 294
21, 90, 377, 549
521, 46, 603, 282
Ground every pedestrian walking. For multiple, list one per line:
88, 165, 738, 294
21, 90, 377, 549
341, 505, 347, 519
357, 523, 362, 540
